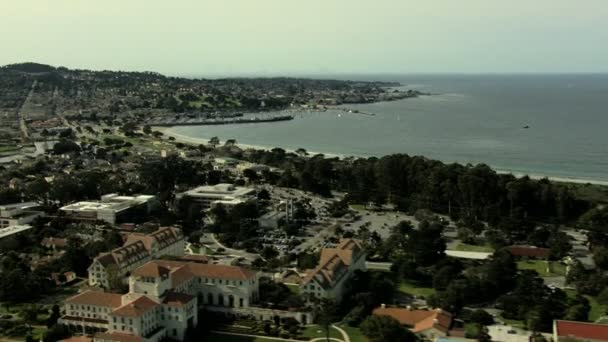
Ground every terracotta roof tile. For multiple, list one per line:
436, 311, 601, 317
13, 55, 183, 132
372, 307, 452, 333
153, 259, 257, 281
65, 290, 123, 308
131, 263, 170, 278
111, 296, 158, 317
507, 245, 550, 258
163, 291, 195, 307
554, 320, 608, 341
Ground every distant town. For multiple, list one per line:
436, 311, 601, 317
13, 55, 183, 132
0, 63, 608, 342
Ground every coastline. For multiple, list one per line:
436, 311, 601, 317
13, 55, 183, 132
153, 126, 344, 159
154, 126, 608, 186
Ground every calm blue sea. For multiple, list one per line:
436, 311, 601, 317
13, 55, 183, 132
171, 74, 608, 183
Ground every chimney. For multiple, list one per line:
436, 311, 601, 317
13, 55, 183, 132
406, 305, 412, 310
381, 304, 386, 309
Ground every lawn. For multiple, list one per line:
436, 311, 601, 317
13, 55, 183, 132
337, 325, 367, 342
349, 204, 366, 211
301, 325, 343, 340
204, 332, 292, 342
453, 243, 494, 253
0, 145, 21, 153
516, 260, 566, 277
586, 295, 607, 322
397, 280, 435, 298
286, 284, 300, 295
500, 316, 526, 329
564, 289, 606, 322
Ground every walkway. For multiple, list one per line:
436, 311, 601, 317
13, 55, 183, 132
331, 325, 350, 342
208, 324, 350, 342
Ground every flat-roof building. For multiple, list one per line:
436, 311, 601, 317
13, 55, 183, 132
60, 194, 157, 225
0, 202, 44, 228
175, 184, 255, 210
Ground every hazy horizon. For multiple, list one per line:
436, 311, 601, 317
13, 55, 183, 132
2, 0, 607, 76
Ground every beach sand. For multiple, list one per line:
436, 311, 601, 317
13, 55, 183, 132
153, 126, 344, 158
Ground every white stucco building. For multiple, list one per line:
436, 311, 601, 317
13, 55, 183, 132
300, 239, 366, 302
61, 259, 259, 342
88, 227, 185, 288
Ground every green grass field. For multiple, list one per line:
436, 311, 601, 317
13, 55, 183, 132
397, 280, 435, 298
563, 289, 606, 322
337, 325, 367, 342
286, 284, 300, 294
453, 243, 494, 253
301, 325, 343, 340
204, 332, 292, 342
516, 260, 566, 277
0, 145, 21, 153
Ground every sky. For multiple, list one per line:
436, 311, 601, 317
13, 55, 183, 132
1, 0, 607, 76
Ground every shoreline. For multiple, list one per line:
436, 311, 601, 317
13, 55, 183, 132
154, 126, 608, 186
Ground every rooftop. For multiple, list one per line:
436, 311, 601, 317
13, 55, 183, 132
112, 296, 158, 318
65, 290, 123, 308
0, 225, 34, 239
554, 320, 608, 341
180, 183, 255, 199
372, 307, 453, 333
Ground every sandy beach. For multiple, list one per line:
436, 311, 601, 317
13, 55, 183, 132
153, 126, 345, 159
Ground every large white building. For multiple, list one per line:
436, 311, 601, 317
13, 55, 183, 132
88, 227, 185, 288
300, 239, 366, 302
61, 259, 259, 342
175, 184, 255, 210
0, 202, 44, 228
60, 194, 157, 225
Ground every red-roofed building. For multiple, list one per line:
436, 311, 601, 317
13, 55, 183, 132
553, 320, 608, 342
372, 307, 454, 340
300, 239, 366, 301
507, 245, 550, 259
87, 227, 184, 288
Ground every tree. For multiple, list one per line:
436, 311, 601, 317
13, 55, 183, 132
360, 315, 417, 342
314, 299, 337, 342
470, 309, 494, 326
46, 305, 60, 328
597, 287, 608, 305
208, 136, 220, 147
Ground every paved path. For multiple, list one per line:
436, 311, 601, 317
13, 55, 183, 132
332, 325, 350, 342
209, 330, 345, 342
206, 233, 260, 260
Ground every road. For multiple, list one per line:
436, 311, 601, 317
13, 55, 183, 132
18, 80, 37, 142
202, 233, 260, 260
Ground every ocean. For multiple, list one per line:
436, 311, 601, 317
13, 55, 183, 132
169, 74, 608, 183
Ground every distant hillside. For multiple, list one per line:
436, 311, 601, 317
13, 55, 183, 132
2, 62, 57, 73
